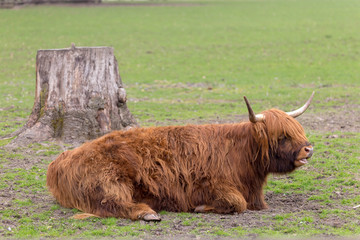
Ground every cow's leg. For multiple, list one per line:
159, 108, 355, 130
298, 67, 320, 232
99, 181, 161, 221
74, 202, 160, 221
194, 184, 247, 214
96, 200, 162, 221
74, 180, 161, 221
121, 202, 161, 221
95, 200, 161, 221
246, 189, 268, 210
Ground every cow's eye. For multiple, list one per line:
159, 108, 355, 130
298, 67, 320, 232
278, 135, 289, 144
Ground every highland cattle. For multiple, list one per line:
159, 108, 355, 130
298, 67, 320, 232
47, 93, 314, 221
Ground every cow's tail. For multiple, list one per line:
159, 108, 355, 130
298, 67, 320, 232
72, 213, 101, 219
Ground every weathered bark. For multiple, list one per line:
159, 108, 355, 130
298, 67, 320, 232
9, 45, 137, 146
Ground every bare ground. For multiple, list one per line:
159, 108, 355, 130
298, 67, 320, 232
1, 103, 359, 238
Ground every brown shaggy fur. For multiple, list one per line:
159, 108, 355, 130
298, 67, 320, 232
47, 109, 312, 220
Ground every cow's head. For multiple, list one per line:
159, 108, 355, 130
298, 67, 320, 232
244, 92, 314, 173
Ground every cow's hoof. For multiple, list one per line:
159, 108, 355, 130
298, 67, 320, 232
194, 205, 214, 213
143, 213, 161, 222
194, 205, 206, 213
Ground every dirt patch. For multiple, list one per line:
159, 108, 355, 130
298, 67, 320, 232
298, 104, 360, 133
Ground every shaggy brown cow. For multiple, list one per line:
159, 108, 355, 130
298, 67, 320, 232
47, 93, 314, 221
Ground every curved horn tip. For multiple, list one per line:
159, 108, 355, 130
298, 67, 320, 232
286, 91, 316, 118
243, 96, 257, 123
310, 91, 315, 100
305, 91, 316, 106
243, 96, 251, 110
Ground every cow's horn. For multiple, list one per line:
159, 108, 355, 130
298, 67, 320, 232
243, 96, 265, 123
286, 91, 315, 118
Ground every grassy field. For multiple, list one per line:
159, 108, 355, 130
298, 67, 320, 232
0, 0, 360, 238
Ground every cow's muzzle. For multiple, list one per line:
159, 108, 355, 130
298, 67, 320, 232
295, 146, 313, 167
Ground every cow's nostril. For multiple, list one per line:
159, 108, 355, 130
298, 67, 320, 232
305, 147, 313, 157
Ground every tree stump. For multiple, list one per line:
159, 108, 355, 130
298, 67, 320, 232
9, 45, 137, 146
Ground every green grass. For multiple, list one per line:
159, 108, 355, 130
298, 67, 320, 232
1, 166, 48, 193
0, 0, 360, 238
1, 0, 360, 127
244, 210, 360, 236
